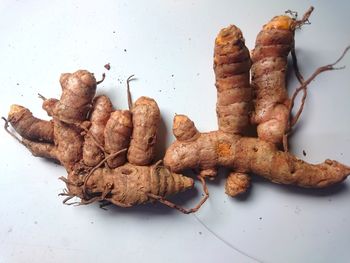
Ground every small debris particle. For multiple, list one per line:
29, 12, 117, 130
20, 94, 23, 97
16, 83, 19, 86
198, 231, 202, 235
124, 49, 127, 52
104, 63, 111, 70
34, 221, 38, 225
158, 90, 162, 92
188, 37, 191, 41
90, 221, 94, 224
8, 228, 12, 233
171, 74, 174, 77
302, 150, 306, 156
341, 153, 343, 156
328, 198, 332, 202
196, 73, 200, 76
259, 217, 262, 220
113, 31, 116, 34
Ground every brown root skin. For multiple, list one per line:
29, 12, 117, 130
42, 98, 58, 117
64, 162, 194, 207
225, 172, 250, 197
54, 120, 84, 171
128, 96, 160, 165
251, 15, 295, 145
214, 25, 252, 135
209, 24, 253, 189
8, 104, 54, 143
104, 110, 132, 168
54, 70, 97, 123
164, 115, 350, 188
22, 139, 59, 162
83, 95, 113, 166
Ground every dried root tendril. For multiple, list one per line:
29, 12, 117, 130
82, 148, 128, 199
147, 173, 209, 214
126, 74, 135, 110
284, 45, 350, 151
285, 6, 314, 28
2, 117, 23, 144
96, 73, 106, 85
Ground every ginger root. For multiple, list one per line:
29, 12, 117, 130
6, 70, 207, 214
164, 9, 350, 196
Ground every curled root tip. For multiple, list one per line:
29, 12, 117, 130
332, 45, 350, 66
2, 116, 8, 125
294, 6, 314, 28
287, 44, 350, 135
96, 73, 106, 85
126, 74, 136, 110
127, 74, 135, 82
1, 116, 8, 126
2, 116, 23, 144
37, 93, 47, 100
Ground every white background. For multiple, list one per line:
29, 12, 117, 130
1, 1, 350, 262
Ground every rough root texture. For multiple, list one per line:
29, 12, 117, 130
83, 95, 113, 166
225, 172, 250, 197
251, 15, 295, 144
164, 116, 350, 188
8, 105, 54, 143
164, 17, 350, 195
7, 69, 195, 211
68, 162, 193, 207
128, 97, 160, 166
214, 25, 252, 135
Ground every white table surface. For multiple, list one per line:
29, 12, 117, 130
1, 1, 350, 262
